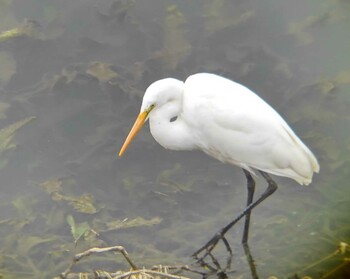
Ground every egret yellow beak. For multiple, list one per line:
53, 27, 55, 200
119, 111, 148, 156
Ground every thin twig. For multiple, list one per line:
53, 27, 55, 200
59, 245, 138, 278
74, 246, 138, 270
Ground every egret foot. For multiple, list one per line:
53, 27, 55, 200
192, 233, 232, 261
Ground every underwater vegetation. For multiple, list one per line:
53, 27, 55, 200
0, 0, 349, 278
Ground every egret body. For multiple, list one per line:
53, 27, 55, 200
119, 73, 319, 256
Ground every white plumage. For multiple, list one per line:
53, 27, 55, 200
120, 73, 319, 185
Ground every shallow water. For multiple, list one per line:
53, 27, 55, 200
0, 0, 349, 278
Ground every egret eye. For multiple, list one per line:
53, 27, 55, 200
170, 116, 177, 122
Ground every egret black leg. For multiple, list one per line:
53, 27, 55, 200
243, 243, 259, 279
192, 171, 277, 259
242, 169, 255, 244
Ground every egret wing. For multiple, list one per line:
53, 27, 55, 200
183, 73, 318, 184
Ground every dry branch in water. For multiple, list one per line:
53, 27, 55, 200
55, 245, 193, 279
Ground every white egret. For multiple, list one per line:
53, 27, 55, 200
119, 73, 319, 257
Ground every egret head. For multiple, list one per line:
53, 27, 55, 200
119, 78, 184, 156
140, 78, 184, 117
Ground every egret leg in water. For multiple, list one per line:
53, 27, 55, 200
242, 169, 256, 244
192, 171, 277, 259
118, 73, 319, 256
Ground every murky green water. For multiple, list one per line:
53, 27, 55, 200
0, 0, 349, 278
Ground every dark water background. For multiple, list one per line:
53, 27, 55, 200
0, 0, 349, 278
